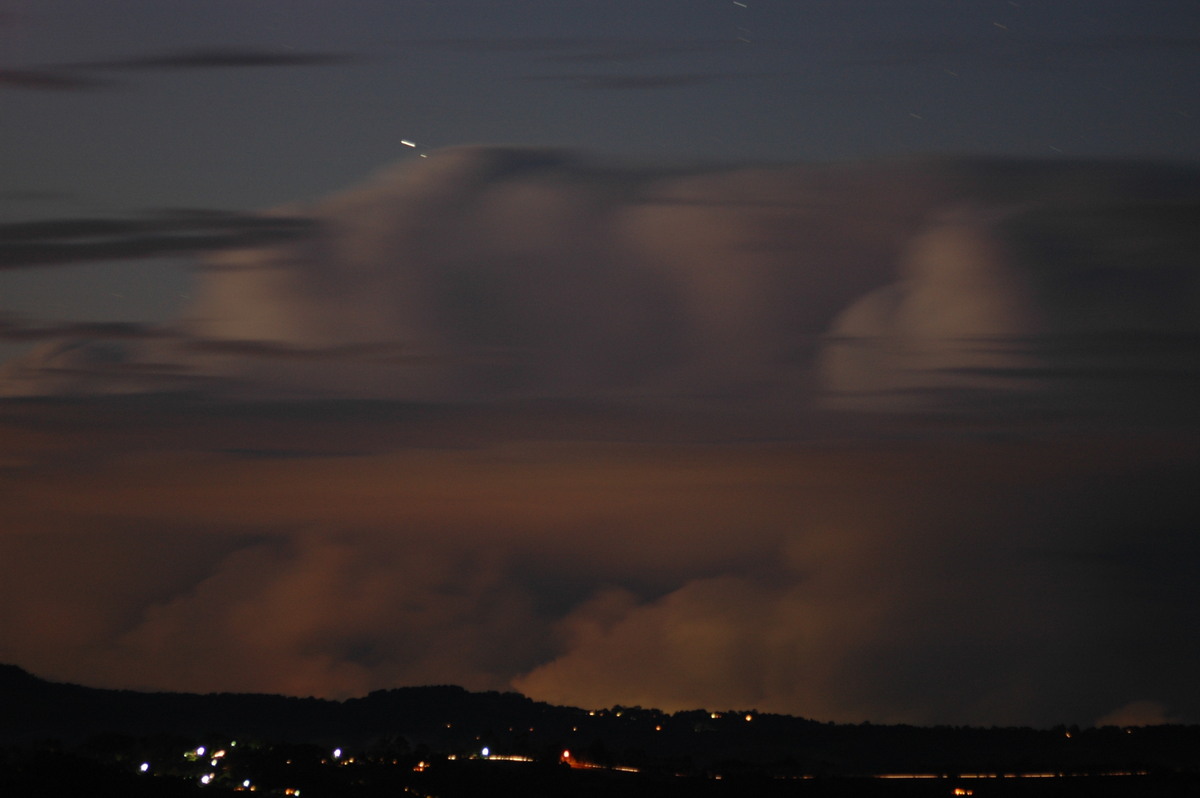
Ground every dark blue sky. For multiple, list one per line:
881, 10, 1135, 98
3, 0, 1197, 337
4, 0, 1199, 208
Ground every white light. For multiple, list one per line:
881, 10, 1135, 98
196, 746, 206, 756
333, 748, 342, 759
481, 747, 490, 757
243, 780, 252, 788
139, 762, 150, 773
401, 140, 417, 147
201, 774, 212, 784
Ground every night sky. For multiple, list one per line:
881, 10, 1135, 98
2, 0, 1200, 728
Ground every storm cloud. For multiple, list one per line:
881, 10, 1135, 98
2, 149, 1198, 727
8, 147, 1198, 412
0, 212, 316, 270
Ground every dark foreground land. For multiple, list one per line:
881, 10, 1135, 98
3, 663, 1199, 797
3, 752, 1198, 798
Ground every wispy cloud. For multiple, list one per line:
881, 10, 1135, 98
848, 32, 1200, 72
69, 47, 357, 71
396, 36, 742, 62
1, 47, 356, 92
401, 35, 764, 89
0, 319, 170, 342
0, 211, 316, 270
183, 338, 406, 362
533, 38, 748, 65
0, 69, 112, 91
522, 72, 742, 91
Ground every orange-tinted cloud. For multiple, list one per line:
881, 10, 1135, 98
1, 397, 1197, 725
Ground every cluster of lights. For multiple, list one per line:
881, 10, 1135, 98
140, 716, 815, 790
156, 740, 266, 791
191, 744, 223, 788
130, 724, 1159, 791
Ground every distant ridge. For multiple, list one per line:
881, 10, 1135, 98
0, 663, 581, 748
4, 663, 1200, 778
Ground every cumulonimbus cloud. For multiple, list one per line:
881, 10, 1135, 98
6, 146, 1197, 414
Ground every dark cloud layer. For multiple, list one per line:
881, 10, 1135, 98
396, 36, 743, 62
851, 32, 1200, 71
0, 68, 111, 91
0, 212, 315, 270
1, 47, 355, 92
523, 72, 745, 91
1, 149, 1198, 728
399, 35, 766, 93
69, 47, 357, 71
0, 318, 167, 342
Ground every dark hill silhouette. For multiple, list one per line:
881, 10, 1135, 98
3, 663, 1200, 779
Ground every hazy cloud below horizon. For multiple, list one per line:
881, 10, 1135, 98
1, 399, 1197, 727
